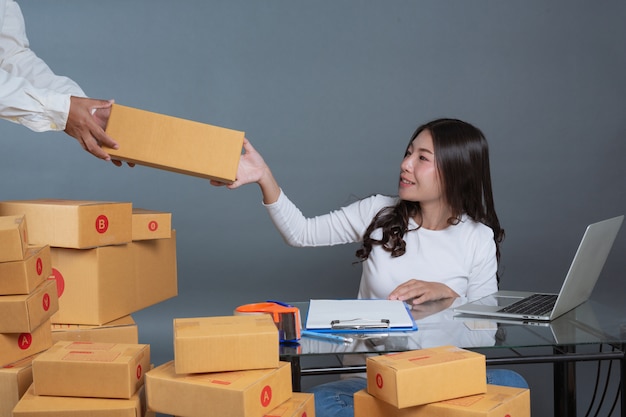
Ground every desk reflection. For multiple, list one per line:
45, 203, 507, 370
284, 298, 497, 358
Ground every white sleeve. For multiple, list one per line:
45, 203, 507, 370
464, 232, 499, 301
0, 0, 85, 132
263, 189, 391, 247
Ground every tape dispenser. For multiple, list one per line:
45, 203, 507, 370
234, 301, 302, 343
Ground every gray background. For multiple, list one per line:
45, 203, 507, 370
3, 1, 626, 415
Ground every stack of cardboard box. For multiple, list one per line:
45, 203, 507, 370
354, 345, 531, 417
0, 200, 178, 416
0, 215, 57, 417
12, 340, 150, 416
146, 314, 316, 417
0, 200, 177, 330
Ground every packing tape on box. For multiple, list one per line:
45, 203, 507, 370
234, 301, 301, 342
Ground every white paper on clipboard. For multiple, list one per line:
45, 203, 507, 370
305, 299, 417, 333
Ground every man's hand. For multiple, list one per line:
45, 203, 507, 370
64, 96, 118, 161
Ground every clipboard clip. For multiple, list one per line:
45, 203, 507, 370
330, 318, 390, 330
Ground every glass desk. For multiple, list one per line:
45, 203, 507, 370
280, 298, 626, 417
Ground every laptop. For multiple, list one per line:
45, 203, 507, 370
454, 215, 623, 321
454, 300, 606, 344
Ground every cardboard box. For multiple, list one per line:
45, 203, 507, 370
0, 354, 38, 417
49, 231, 177, 325
132, 208, 172, 241
32, 341, 150, 399
174, 315, 279, 374
130, 231, 178, 312
0, 319, 53, 367
366, 345, 486, 408
49, 244, 133, 324
0, 245, 51, 295
51, 315, 139, 344
354, 385, 530, 417
0, 200, 132, 249
12, 384, 145, 417
104, 104, 244, 183
0, 279, 58, 333
0, 215, 28, 262
263, 392, 315, 417
146, 360, 292, 417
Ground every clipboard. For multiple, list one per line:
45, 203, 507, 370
305, 299, 418, 333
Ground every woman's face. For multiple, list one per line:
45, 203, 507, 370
398, 129, 445, 206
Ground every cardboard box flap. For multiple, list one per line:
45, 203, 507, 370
51, 315, 136, 332
354, 385, 530, 417
0, 214, 28, 262
13, 384, 144, 416
1, 199, 127, 207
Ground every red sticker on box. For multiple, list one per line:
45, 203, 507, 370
376, 373, 383, 389
260, 385, 272, 407
95, 214, 109, 234
49, 268, 65, 298
36, 257, 43, 275
18, 333, 32, 350
136, 364, 142, 379
42, 293, 50, 311
148, 220, 158, 232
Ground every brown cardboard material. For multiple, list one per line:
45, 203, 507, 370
51, 315, 139, 344
49, 244, 134, 325
0, 215, 28, 262
0, 200, 132, 249
132, 208, 172, 241
0, 354, 38, 417
146, 360, 292, 417
354, 385, 530, 417
0, 319, 53, 367
32, 341, 150, 399
104, 104, 244, 183
263, 392, 315, 417
130, 232, 178, 311
0, 279, 58, 333
49, 231, 177, 325
174, 315, 279, 374
366, 345, 486, 408
0, 245, 51, 295
12, 384, 145, 417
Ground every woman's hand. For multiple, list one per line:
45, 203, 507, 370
388, 279, 459, 306
210, 138, 281, 204
210, 138, 267, 188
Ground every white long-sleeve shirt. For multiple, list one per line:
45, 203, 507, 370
265, 190, 498, 301
0, 0, 84, 131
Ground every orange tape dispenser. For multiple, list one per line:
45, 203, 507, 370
234, 301, 302, 343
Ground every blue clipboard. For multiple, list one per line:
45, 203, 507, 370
304, 299, 418, 334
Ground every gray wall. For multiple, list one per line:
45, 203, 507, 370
4, 1, 626, 414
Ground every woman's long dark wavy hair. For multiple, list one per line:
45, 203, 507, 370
355, 118, 504, 269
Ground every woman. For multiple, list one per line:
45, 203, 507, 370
212, 118, 527, 416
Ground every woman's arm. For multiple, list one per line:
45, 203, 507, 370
211, 138, 388, 247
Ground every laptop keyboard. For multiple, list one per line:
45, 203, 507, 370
499, 293, 558, 316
